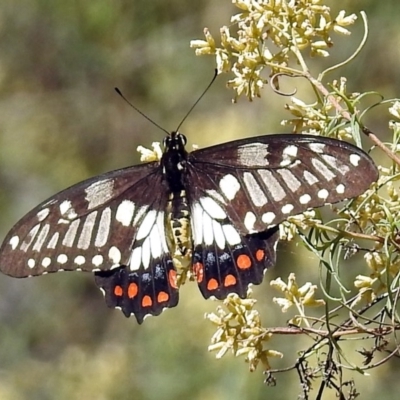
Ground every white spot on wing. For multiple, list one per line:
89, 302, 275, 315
74, 255, 86, 265
85, 179, 115, 209
141, 237, 151, 269
219, 174, 240, 200
136, 210, 157, 240
321, 154, 350, 175
28, 259, 35, 269
303, 170, 319, 185
284, 145, 298, 157
156, 212, 168, 253
20, 224, 41, 252
116, 200, 135, 226
281, 204, 294, 214
9, 236, 19, 250
205, 189, 227, 205
277, 169, 301, 192
149, 223, 162, 259
32, 224, 50, 252
109, 246, 121, 264
59, 200, 70, 215
299, 194, 311, 204
59, 200, 77, 219
309, 143, 325, 153
42, 257, 51, 268
336, 184, 345, 194
200, 197, 227, 219
47, 232, 59, 249
318, 189, 329, 199
288, 160, 302, 169
202, 212, 214, 245
130, 247, 142, 271
212, 220, 226, 250
132, 205, 149, 227
191, 203, 203, 245
280, 145, 298, 167
244, 211, 256, 233
350, 154, 361, 166
238, 143, 269, 166
222, 224, 241, 245
257, 170, 286, 201
95, 208, 111, 247
77, 211, 97, 250
243, 172, 268, 207
262, 212, 275, 225
92, 255, 104, 266
57, 254, 68, 264
62, 219, 80, 247
311, 159, 336, 181
37, 208, 50, 222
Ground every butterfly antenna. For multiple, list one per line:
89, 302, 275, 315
175, 69, 218, 132
115, 87, 170, 136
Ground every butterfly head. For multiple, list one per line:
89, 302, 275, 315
163, 132, 187, 153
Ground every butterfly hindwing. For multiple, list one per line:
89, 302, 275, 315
190, 192, 279, 298
94, 254, 178, 324
192, 223, 279, 299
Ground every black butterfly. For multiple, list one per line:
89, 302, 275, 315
0, 132, 378, 323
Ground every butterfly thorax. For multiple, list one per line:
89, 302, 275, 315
161, 132, 188, 191
162, 132, 191, 260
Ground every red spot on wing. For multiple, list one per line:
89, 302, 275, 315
193, 262, 204, 283
207, 278, 218, 291
142, 295, 152, 307
224, 274, 236, 287
128, 283, 138, 299
114, 285, 123, 297
237, 254, 251, 269
256, 249, 265, 261
169, 269, 178, 289
158, 291, 169, 303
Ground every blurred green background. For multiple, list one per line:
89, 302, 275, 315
0, 1, 399, 399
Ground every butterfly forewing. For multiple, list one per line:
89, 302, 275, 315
187, 134, 378, 236
0, 162, 168, 278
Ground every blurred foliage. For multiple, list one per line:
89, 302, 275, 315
0, 1, 400, 400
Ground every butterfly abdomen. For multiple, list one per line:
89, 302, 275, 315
167, 190, 191, 257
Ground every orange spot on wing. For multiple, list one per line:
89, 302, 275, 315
158, 291, 169, 303
114, 285, 123, 297
256, 249, 265, 261
224, 274, 236, 287
128, 283, 138, 298
237, 254, 251, 269
207, 278, 218, 291
193, 262, 204, 283
169, 269, 178, 289
142, 295, 152, 307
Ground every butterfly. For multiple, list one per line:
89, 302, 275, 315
0, 132, 378, 323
